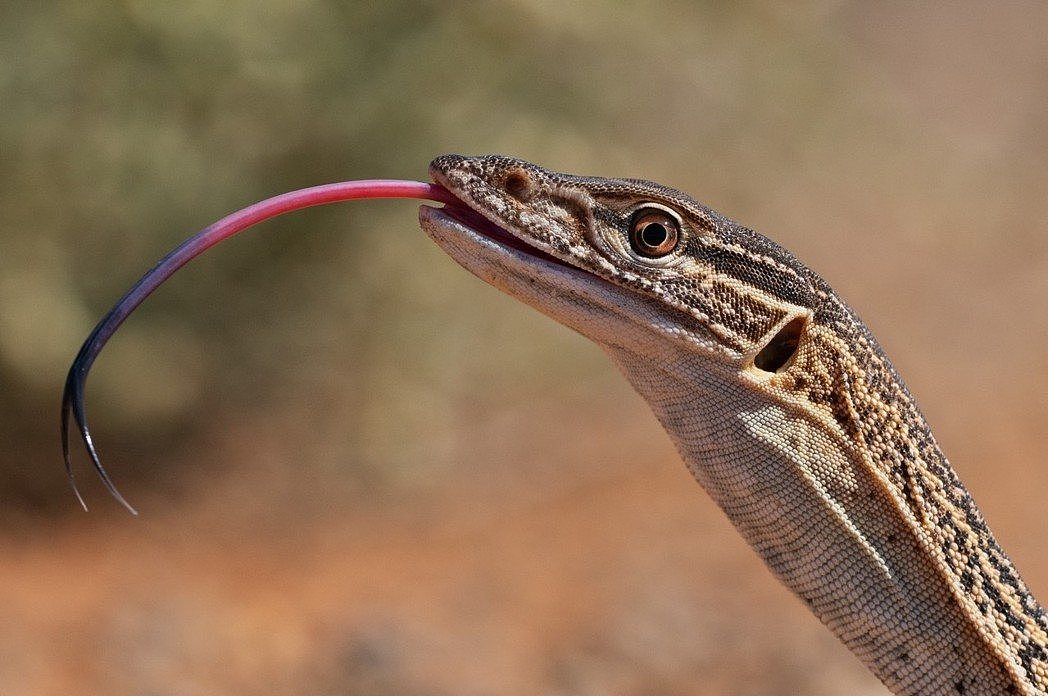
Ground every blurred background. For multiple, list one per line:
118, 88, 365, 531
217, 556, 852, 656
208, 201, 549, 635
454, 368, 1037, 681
3, 1, 1048, 693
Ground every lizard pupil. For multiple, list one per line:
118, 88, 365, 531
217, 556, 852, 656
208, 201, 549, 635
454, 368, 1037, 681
641, 222, 668, 246
630, 209, 680, 257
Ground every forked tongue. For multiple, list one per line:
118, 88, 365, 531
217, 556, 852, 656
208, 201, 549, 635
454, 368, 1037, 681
62, 179, 456, 514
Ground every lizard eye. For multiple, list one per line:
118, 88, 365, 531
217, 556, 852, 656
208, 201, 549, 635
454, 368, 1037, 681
630, 208, 680, 257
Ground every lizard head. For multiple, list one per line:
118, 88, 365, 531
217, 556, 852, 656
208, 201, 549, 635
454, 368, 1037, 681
422, 154, 823, 375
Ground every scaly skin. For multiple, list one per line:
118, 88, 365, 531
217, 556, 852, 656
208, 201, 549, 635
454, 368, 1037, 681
420, 154, 1048, 695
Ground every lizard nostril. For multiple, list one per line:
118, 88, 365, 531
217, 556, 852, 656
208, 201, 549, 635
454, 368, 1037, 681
504, 168, 533, 201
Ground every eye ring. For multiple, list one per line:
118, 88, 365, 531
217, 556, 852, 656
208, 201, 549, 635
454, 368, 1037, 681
629, 208, 680, 258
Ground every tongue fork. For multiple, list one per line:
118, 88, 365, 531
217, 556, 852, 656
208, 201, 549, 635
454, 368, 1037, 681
62, 179, 456, 513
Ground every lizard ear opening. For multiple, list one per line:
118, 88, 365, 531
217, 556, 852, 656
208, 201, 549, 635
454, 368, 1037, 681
753, 315, 806, 373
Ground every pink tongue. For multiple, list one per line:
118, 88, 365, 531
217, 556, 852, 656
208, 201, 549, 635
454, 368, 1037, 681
62, 178, 457, 514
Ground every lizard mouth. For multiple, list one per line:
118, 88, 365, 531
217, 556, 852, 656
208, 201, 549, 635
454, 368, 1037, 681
437, 201, 568, 266
428, 179, 580, 273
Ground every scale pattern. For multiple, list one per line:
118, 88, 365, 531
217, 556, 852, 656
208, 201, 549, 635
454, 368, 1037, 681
422, 154, 1048, 695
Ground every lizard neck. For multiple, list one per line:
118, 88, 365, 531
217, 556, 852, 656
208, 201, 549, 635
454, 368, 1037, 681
605, 337, 1048, 695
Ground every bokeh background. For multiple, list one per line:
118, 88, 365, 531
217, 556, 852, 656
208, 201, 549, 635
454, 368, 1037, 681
3, 1, 1048, 694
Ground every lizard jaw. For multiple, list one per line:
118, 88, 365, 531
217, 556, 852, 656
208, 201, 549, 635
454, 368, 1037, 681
418, 204, 584, 280
433, 198, 572, 271
419, 202, 671, 362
